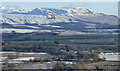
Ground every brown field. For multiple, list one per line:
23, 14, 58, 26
85, 61, 120, 70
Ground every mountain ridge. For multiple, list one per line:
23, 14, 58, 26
0, 6, 118, 30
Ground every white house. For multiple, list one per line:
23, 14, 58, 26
99, 52, 120, 61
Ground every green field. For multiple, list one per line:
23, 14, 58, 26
2, 33, 118, 53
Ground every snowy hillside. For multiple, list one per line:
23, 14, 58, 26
1, 6, 117, 25
0, 6, 118, 33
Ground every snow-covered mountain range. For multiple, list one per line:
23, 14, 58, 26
0, 6, 118, 33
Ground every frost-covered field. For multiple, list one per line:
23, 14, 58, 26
2, 28, 53, 33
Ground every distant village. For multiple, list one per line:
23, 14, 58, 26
0, 51, 119, 69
